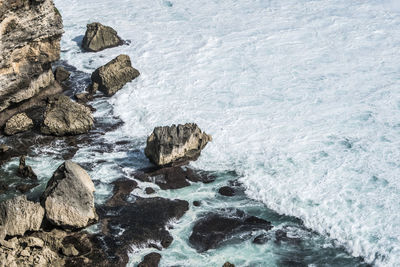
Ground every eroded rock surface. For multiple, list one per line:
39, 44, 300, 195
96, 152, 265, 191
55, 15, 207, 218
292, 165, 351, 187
4, 113, 33, 135
145, 123, 212, 166
90, 54, 140, 96
0, 195, 44, 239
41, 95, 94, 136
54, 66, 70, 82
82, 22, 123, 52
0, 0, 64, 127
41, 161, 97, 229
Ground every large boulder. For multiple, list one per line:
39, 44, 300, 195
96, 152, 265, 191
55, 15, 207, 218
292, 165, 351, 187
91, 54, 140, 96
144, 123, 212, 166
0, 195, 44, 239
41, 161, 97, 229
4, 113, 33, 135
41, 95, 94, 136
82, 22, 123, 52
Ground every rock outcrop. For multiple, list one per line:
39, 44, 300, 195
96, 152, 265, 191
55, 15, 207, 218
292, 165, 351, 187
82, 22, 123, 52
41, 95, 94, 136
145, 123, 212, 166
91, 54, 140, 96
4, 113, 33, 135
0, 0, 64, 128
54, 66, 70, 82
0, 195, 44, 239
41, 160, 97, 229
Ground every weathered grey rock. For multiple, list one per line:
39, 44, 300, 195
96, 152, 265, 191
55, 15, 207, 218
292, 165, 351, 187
4, 113, 33, 135
0, 0, 63, 122
41, 161, 97, 229
82, 22, 123, 52
41, 95, 94, 136
91, 54, 140, 96
0, 195, 44, 238
145, 123, 212, 166
54, 66, 70, 82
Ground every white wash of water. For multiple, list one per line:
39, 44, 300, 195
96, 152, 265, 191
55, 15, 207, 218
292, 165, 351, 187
55, 0, 400, 265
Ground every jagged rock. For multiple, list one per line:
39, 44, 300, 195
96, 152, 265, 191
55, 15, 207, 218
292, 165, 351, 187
82, 22, 123, 52
41, 95, 94, 136
17, 156, 37, 180
138, 252, 161, 267
4, 113, 33, 135
145, 187, 155, 194
54, 66, 70, 82
41, 161, 97, 229
0, 195, 44, 238
0, 0, 63, 126
145, 123, 212, 166
91, 54, 140, 96
223, 262, 235, 267
218, 186, 235, 197
189, 209, 273, 252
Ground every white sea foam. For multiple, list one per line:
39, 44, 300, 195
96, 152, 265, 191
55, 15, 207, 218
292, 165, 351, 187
55, 0, 400, 265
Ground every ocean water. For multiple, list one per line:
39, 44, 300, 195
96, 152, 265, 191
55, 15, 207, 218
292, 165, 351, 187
50, 0, 400, 266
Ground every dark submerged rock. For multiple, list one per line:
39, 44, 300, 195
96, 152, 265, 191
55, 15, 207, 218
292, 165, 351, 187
193, 200, 201, 207
16, 182, 39, 193
134, 166, 215, 190
138, 252, 162, 267
91, 54, 140, 96
218, 186, 235, 197
145, 187, 156, 194
82, 22, 123, 52
17, 155, 37, 180
145, 123, 212, 166
189, 209, 273, 252
54, 66, 70, 82
223, 262, 235, 267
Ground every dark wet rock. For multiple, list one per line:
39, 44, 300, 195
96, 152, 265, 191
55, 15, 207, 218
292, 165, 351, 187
138, 252, 161, 267
145, 123, 212, 166
106, 178, 137, 206
41, 160, 97, 229
134, 166, 215, 190
218, 186, 235, 197
252, 233, 270, 245
91, 54, 140, 96
17, 155, 37, 180
193, 200, 201, 207
82, 22, 123, 52
274, 229, 302, 245
54, 66, 70, 82
0, 182, 8, 194
75, 92, 93, 103
16, 183, 39, 193
145, 187, 156, 194
0, 195, 44, 239
41, 94, 94, 136
223, 262, 235, 267
189, 209, 273, 252
4, 113, 33, 135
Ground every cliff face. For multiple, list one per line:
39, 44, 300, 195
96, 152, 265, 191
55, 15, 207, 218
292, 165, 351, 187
0, 0, 63, 126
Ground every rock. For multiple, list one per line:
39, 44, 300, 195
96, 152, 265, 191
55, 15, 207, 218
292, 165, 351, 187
41, 95, 94, 136
145, 123, 212, 166
0, 238, 17, 249
193, 200, 201, 207
189, 209, 273, 252
0, 195, 44, 238
41, 160, 97, 229
218, 186, 235, 197
0, 183, 9, 194
17, 156, 37, 180
135, 166, 215, 190
19, 248, 30, 257
75, 92, 93, 103
91, 54, 140, 96
82, 22, 123, 52
0, 144, 9, 153
16, 183, 39, 193
54, 66, 70, 82
0, 0, 63, 118
145, 187, 155, 194
252, 233, 270, 245
22, 237, 44, 248
61, 244, 79, 256
223, 262, 235, 267
4, 113, 33, 135
138, 252, 161, 267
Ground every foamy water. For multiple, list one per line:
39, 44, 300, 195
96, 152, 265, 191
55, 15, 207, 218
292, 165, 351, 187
55, 0, 400, 265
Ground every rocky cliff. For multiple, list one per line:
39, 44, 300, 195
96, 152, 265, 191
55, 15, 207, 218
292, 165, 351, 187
0, 0, 63, 127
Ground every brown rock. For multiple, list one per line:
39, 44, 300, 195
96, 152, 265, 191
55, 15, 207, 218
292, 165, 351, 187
54, 66, 70, 82
17, 156, 37, 180
41, 160, 97, 229
144, 123, 212, 166
138, 252, 161, 267
223, 262, 235, 267
82, 22, 123, 52
41, 95, 94, 136
0, 195, 44, 238
91, 54, 140, 96
4, 113, 33, 135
